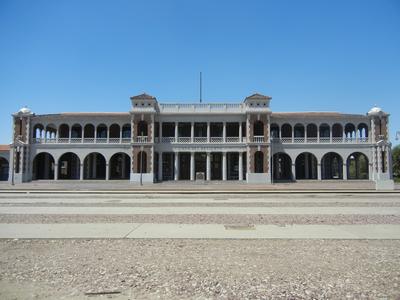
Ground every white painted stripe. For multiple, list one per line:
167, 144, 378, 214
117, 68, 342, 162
0, 223, 399, 239
0, 206, 399, 215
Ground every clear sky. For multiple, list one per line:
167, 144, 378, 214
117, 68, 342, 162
0, 0, 399, 144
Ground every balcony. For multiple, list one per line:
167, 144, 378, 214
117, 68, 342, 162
33, 137, 133, 144
271, 137, 370, 144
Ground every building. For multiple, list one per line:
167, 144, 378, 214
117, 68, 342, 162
5, 93, 394, 189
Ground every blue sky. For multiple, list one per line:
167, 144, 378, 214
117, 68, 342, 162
0, 0, 399, 144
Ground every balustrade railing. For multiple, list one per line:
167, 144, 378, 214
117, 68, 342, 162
319, 137, 330, 143
210, 137, 224, 143
252, 136, 265, 143
161, 137, 175, 143
136, 136, 149, 143
226, 137, 240, 143
177, 137, 191, 143
193, 137, 208, 143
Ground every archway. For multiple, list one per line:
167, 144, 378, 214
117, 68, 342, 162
272, 152, 292, 181
347, 152, 369, 179
32, 152, 55, 180
83, 153, 106, 179
270, 123, 280, 138
0, 157, 9, 181
109, 153, 131, 179
58, 152, 80, 180
295, 152, 317, 180
321, 152, 343, 179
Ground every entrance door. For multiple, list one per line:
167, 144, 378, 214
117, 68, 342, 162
227, 152, 239, 180
211, 153, 222, 180
179, 153, 191, 180
162, 152, 174, 181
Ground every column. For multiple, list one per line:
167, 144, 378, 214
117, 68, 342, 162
343, 163, 347, 180
330, 126, 333, 143
54, 164, 58, 180
291, 163, 296, 181
119, 126, 123, 143
151, 115, 155, 143
207, 122, 210, 143
68, 127, 72, 143
174, 152, 179, 180
190, 152, 195, 180
191, 122, 194, 143
105, 163, 110, 180
317, 126, 320, 143
377, 146, 382, 179
222, 152, 227, 181
342, 127, 346, 143
206, 152, 211, 181
80, 163, 84, 180
159, 122, 162, 143
223, 122, 226, 142
317, 163, 322, 180
292, 126, 294, 143
239, 122, 242, 142
94, 127, 97, 143
107, 127, 110, 143
238, 152, 243, 181
81, 127, 84, 143
158, 152, 163, 181
175, 122, 178, 143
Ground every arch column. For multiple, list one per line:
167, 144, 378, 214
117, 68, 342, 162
206, 152, 211, 181
223, 122, 226, 142
54, 163, 58, 180
190, 152, 195, 181
190, 122, 194, 143
291, 163, 296, 181
239, 122, 242, 142
238, 152, 243, 181
343, 163, 347, 180
317, 163, 322, 180
106, 163, 110, 180
158, 152, 163, 181
207, 122, 210, 143
174, 152, 179, 180
80, 163, 84, 180
222, 152, 227, 181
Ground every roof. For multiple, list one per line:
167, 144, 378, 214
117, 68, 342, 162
271, 112, 367, 118
0, 145, 10, 151
130, 93, 157, 100
245, 93, 272, 100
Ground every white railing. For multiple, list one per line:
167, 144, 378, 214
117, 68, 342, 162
210, 137, 223, 143
161, 137, 175, 143
294, 137, 305, 143
136, 136, 149, 143
226, 137, 240, 143
83, 138, 95, 143
109, 138, 120, 144
252, 136, 265, 143
177, 137, 191, 143
121, 138, 131, 144
306, 137, 318, 143
58, 138, 69, 143
96, 138, 107, 144
332, 137, 343, 143
281, 137, 292, 143
319, 137, 330, 143
194, 137, 208, 143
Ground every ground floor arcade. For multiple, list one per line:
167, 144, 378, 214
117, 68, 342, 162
27, 149, 371, 183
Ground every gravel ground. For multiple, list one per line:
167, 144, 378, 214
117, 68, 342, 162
0, 239, 399, 299
1, 213, 400, 225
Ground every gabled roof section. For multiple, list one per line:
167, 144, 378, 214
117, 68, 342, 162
245, 93, 272, 101
130, 93, 157, 101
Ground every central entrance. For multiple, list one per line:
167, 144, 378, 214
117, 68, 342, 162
211, 152, 222, 180
179, 152, 191, 180
195, 153, 206, 179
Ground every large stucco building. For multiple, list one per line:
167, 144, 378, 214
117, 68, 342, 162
3, 92, 394, 189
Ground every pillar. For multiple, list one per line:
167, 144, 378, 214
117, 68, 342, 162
175, 122, 178, 142
159, 121, 162, 143
54, 164, 58, 180
107, 127, 110, 143
190, 152, 195, 181
223, 122, 226, 142
222, 152, 227, 181
304, 125, 308, 143
174, 152, 179, 180
207, 122, 210, 143
206, 152, 211, 180
317, 163, 322, 180
80, 163, 84, 180
105, 163, 109, 180
191, 122, 194, 143
330, 126, 333, 143
317, 126, 320, 143
158, 152, 163, 181
68, 127, 72, 143
239, 122, 242, 142
238, 152, 243, 181
94, 127, 97, 143
343, 163, 347, 180
291, 163, 296, 181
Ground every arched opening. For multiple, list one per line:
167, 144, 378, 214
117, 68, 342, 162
347, 152, 369, 179
137, 121, 148, 136
357, 123, 369, 140
33, 124, 44, 139
59, 124, 69, 138
306, 124, 317, 140
58, 152, 80, 180
294, 124, 305, 138
332, 123, 343, 138
137, 151, 147, 173
84, 124, 95, 138
270, 123, 280, 138
253, 121, 264, 136
0, 157, 9, 181
281, 124, 292, 138
45, 124, 57, 141
96, 124, 107, 139
71, 124, 82, 138
109, 153, 131, 179
109, 124, 120, 139
32, 152, 55, 180
321, 152, 343, 179
319, 123, 330, 138
254, 151, 264, 173
295, 152, 317, 180
122, 124, 131, 138
345, 123, 356, 139
272, 152, 292, 181
83, 153, 106, 179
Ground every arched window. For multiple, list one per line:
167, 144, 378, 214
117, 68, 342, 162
71, 124, 82, 138
347, 152, 369, 179
58, 124, 69, 139
122, 124, 131, 138
109, 124, 120, 138
84, 124, 95, 138
332, 123, 343, 138
345, 123, 356, 139
357, 123, 369, 139
270, 123, 280, 138
281, 124, 292, 138
253, 121, 264, 136
306, 124, 317, 138
96, 124, 107, 138
137, 121, 148, 136
294, 124, 305, 138
319, 124, 330, 138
